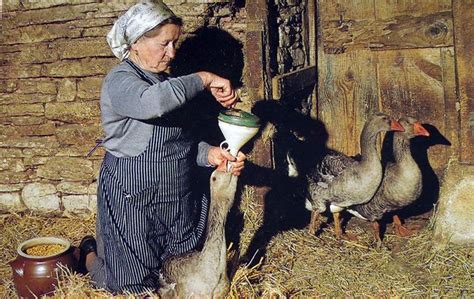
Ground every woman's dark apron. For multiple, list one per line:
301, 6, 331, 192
91, 62, 209, 293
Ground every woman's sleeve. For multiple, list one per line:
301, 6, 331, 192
196, 141, 212, 167
106, 71, 205, 120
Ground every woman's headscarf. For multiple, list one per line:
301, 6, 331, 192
107, 0, 176, 60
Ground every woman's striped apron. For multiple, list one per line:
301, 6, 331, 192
91, 63, 209, 293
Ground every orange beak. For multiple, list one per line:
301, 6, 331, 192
390, 120, 405, 132
413, 122, 430, 136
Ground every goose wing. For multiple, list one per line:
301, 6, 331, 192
314, 150, 357, 181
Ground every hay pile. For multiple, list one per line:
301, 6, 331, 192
1, 190, 473, 297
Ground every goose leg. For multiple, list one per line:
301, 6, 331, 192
372, 221, 382, 243
333, 212, 358, 240
392, 215, 413, 237
333, 212, 344, 238
308, 211, 319, 235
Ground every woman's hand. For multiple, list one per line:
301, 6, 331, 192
197, 71, 238, 108
208, 146, 246, 176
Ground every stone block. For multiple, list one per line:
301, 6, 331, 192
1, 117, 45, 126
2, 23, 82, 44
89, 195, 97, 212
22, 183, 60, 212
22, 147, 59, 157
57, 79, 77, 102
172, 4, 208, 16
184, 0, 230, 3
62, 195, 93, 213
23, 156, 50, 168
88, 182, 98, 195
0, 148, 23, 158
77, 77, 103, 100
0, 94, 55, 104
21, 0, 95, 10
55, 38, 111, 59
2, 0, 21, 12
57, 182, 89, 194
56, 143, 104, 158
0, 64, 43, 79
2, 171, 30, 184
11, 79, 58, 95
0, 136, 59, 149
433, 162, 474, 248
36, 157, 95, 181
27, 123, 57, 136
56, 124, 102, 146
82, 26, 113, 38
0, 80, 17, 93
42, 58, 116, 77
0, 103, 44, 117
5, 3, 98, 28
0, 193, 24, 211
72, 17, 116, 28
0, 158, 25, 172
45, 102, 100, 122
11, 123, 56, 137
181, 16, 207, 33
0, 184, 24, 192
8, 43, 60, 64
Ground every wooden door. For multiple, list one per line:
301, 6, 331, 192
316, 0, 473, 175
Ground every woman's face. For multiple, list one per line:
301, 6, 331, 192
131, 23, 181, 73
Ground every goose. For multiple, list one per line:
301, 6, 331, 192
347, 117, 430, 242
158, 170, 238, 298
288, 113, 404, 238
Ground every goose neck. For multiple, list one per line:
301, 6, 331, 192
393, 134, 413, 164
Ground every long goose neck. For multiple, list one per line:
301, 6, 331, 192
203, 199, 228, 250
359, 125, 379, 163
393, 134, 414, 165
201, 175, 236, 256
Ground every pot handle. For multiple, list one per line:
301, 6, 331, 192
9, 258, 25, 277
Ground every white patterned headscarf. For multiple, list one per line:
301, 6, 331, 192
107, 0, 176, 60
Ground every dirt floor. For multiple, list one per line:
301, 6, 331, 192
1, 193, 473, 298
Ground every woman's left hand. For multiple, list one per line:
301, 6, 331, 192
208, 146, 246, 176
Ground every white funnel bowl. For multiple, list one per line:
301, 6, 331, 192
218, 120, 259, 157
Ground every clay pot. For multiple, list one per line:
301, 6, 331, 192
9, 237, 77, 298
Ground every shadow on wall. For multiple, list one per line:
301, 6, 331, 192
168, 26, 248, 269
380, 124, 451, 226
237, 100, 329, 266
169, 26, 244, 145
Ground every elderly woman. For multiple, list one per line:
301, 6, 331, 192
78, 0, 245, 293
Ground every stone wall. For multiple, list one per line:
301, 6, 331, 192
275, 0, 307, 74
0, 0, 246, 214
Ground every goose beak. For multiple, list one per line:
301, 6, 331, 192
390, 120, 405, 132
413, 122, 430, 136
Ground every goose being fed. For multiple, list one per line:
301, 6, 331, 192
347, 117, 430, 242
291, 113, 404, 239
158, 170, 238, 298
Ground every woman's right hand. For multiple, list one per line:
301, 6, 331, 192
197, 71, 238, 108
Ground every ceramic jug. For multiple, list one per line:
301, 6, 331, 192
9, 236, 77, 298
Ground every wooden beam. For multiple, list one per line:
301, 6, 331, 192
453, 0, 474, 164
322, 11, 453, 54
244, 0, 273, 205
271, 65, 317, 100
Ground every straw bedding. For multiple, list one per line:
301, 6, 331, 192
1, 189, 472, 298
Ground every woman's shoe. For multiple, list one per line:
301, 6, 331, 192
77, 235, 97, 274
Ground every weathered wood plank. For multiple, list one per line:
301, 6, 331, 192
375, 0, 451, 20
441, 47, 459, 160
317, 0, 375, 22
322, 11, 453, 54
317, 50, 379, 156
453, 0, 474, 164
272, 65, 317, 100
377, 49, 448, 172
